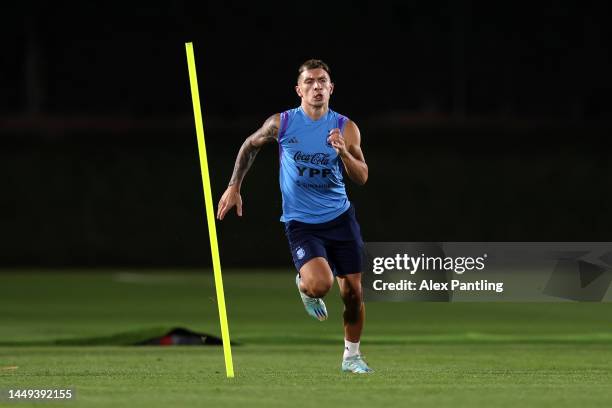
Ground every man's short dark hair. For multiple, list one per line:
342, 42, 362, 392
298, 59, 331, 81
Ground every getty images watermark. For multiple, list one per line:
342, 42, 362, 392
362, 242, 612, 302
371, 252, 502, 293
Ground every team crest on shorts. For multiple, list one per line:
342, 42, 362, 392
296, 247, 306, 260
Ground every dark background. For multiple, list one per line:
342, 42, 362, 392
2, 2, 611, 267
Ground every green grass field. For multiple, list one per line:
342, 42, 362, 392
1, 270, 612, 407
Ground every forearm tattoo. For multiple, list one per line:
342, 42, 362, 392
228, 139, 260, 187
228, 118, 278, 187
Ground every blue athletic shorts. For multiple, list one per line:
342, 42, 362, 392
283, 204, 364, 276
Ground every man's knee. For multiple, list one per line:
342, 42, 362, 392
302, 276, 333, 298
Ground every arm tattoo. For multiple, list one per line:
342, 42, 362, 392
227, 139, 260, 187
228, 116, 278, 187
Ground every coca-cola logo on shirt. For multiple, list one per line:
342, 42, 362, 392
294, 151, 330, 165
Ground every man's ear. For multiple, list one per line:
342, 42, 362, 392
295, 85, 303, 98
330, 82, 334, 95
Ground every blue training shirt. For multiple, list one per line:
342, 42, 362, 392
278, 106, 351, 223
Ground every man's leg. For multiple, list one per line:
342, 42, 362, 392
298, 257, 334, 298
337, 272, 373, 373
296, 257, 334, 320
336, 273, 364, 343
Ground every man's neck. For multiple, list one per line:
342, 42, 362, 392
301, 103, 328, 121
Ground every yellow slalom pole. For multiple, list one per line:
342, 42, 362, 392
184, 42, 234, 378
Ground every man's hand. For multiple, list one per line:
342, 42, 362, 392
217, 185, 243, 220
330, 121, 368, 185
327, 128, 348, 157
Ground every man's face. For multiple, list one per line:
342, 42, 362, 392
295, 68, 334, 108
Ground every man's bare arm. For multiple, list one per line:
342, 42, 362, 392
328, 120, 368, 185
228, 114, 280, 189
217, 114, 280, 220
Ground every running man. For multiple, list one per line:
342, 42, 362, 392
216, 59, 372, 373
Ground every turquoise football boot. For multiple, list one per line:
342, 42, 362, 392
295, 274, 328, 321
342, 355, 374, 374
